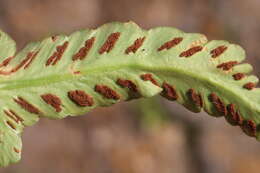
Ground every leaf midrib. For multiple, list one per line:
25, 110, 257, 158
0, 63, 257, 115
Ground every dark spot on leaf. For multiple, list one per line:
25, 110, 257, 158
10, 110, 24, 123
116, 79, 141, 99
179, 46, 203, 57
158, 37, 183, 51
0, 56, 14, 68
6, 121, 16, 130
217, 61, 238, 71
7, 51, 39, 73
226, 104, 243, 126
41, 94, 62, 112
46, 41, 69, 66
209, 93, 227, 116
73, 37, 95, 61
95, 85, 120, 100
210, 45, 227, 58
14, 97, 41, 114
24, 51, 39, 69
187, 88, 203, 107
125, 37, 146, 54
13, 147, 20, 153
243, 82, 255, 90
73, 71, 81, 75
4, 110, 24, 124
68, 90, 94, 107
51, 35, 58, 42
233, 73, 245, 80
161, 82, 178, 101
116, 79, 138, 92
241, 120, 257, 137
99, 32, 120, 54
140, 73, 159, 86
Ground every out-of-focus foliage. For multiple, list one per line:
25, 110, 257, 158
136, 97, 170, 129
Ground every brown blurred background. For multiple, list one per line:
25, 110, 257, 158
0, 0, 260, 172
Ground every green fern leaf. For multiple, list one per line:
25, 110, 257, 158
0, 21, 259, 167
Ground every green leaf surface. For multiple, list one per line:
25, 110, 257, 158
0, 21, 259, 167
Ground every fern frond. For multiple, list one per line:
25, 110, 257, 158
0, 22, 259, 167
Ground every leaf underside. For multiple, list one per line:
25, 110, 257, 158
0, 21, 259, 167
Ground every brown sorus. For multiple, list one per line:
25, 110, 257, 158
13, 147, 20, 153
210, 45, 227, 58
243, 82, 255, 90
179, 46, 203, 57
41, 94, 62, 112
161, 82, 178, 101
46, 52, 58, 66
0, 56, 13, 68
73, 71, 81, 75
4, 110, 24, 124
116, 79, 138, 92
99, 32, 120, 54
72, 37, 95, 61
51, 35, 58, 42
241, 120, 257, 137
217, 61, 238, 71
125, 37, 146, 54
0, 70, 10, 75
140, 73, 159, 86
6, 121, 16, 130
9, 110, 24, 122
46, 41, 69, 66
232, 73, 245, 80
158, 37, 183, 51
11, 51, 39, 73
95, 85, 120, 100
52, 41, 69, 65
187, 88, 203, 107
14, 97, 41, 114
226, 104, 243, 126
24, 51, 39, 69
11, 54, 32, 73
4, 110, 18, 123
209, 93, 227, 116
68, 90, 94, 107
